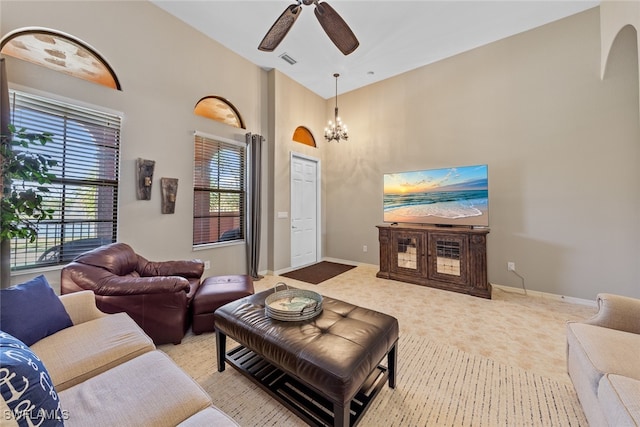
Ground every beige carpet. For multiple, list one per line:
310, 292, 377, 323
160, 264, 597, 426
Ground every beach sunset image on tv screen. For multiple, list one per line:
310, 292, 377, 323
383, 164, 489, 227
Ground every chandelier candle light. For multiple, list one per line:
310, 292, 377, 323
324, 73, 348, 142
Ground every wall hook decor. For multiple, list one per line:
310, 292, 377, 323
136, 158, 155, 200
161, 177, 178, 214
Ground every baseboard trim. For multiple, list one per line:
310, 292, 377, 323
491, 283, 597, 307
321, 257, 362, 267
265, 262, 597, 307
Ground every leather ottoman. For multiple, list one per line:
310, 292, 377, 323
214, 288, 399, 427
191, 275, 254, 334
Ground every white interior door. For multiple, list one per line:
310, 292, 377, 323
291, 154, 319, 268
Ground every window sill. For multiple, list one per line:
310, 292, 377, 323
11, 264, 64, 277
193, 240, 245, 251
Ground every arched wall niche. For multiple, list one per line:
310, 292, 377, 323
0, 27, 121, 90
292, 126, 316, 147
194, 96, 245, 129
600, 0, 640, 120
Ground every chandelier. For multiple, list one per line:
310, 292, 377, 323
324, 73, 348, 142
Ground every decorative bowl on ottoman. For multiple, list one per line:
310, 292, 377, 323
264, 282, 323, 322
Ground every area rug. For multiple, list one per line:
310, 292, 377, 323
161, 333, 587, 427
280, 261, 356, 284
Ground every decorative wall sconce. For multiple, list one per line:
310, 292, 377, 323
161, 178, 178, 214
136, 158, 155, 200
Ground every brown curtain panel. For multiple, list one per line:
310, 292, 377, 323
246, 132, 264, 279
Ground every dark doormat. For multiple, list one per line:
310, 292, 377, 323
280, 261, 356, 285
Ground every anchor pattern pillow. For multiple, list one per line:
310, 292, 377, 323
0, 331, 65, 426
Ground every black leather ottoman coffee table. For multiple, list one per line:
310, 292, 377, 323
214, 288, 399, 427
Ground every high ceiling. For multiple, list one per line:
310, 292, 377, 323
151, 1, 599, 99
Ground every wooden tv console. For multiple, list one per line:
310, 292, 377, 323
377, 224, 491, 299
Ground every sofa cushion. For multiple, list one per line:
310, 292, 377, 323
0, 276, 73, 346
30, 313, 154, 391
598, 374, 640, 426
59, 351, 214, 427
1, 398, 19, 427
177, 407, 238, 426
0, 331, 65, 426
567, 323, 640, 389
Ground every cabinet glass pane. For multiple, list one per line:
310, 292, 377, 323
398, 237, 417, 269
436, 240, 460, 276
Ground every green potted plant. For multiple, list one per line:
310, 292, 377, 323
1, 124, 57, 288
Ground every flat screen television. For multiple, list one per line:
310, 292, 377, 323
383, 164, 489, 227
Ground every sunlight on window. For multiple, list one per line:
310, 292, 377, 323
292, 126, 316, 147
193, 134, 246, 246
9, 90, 120, 269
1, 28, 121, 90
194, 96, 245, 129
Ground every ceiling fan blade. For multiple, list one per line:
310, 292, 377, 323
258, 4, 302, 52
314, 1, 359, 55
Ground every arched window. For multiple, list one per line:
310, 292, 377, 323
194, 96, 245, 129
0, 27, 121, 90
292, 126, 316, 147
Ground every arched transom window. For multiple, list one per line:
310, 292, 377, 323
292, 126, 316, 147
194, 96, 245, 129
0, 27, 121, 90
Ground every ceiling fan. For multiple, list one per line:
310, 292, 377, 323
258, 0, 359, 56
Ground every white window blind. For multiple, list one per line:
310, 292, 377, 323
193, 133, 246, 246
8, 90, 120, 269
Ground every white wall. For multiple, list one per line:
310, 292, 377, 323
2, 1, 270, 289
2, 3, 638, 300
323, 8, 640, 300
600, 0, 640, 121
269, 71, 327, 272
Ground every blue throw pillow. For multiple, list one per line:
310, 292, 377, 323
0, 331, 66, 426
0, 275, 73, 346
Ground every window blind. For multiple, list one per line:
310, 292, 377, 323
8, 90, 120, 269
193, 134, 246, 246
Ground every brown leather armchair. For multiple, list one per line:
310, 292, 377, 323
61, 242, 204, 345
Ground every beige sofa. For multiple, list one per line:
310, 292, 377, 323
566, 293, 640, 426
1, 290, 237, 427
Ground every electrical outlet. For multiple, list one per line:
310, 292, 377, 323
363, 245, 368, 253
204, 261, 211, 270
507, 261, 515, 271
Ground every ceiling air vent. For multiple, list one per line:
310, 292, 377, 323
279, 53, 297, 65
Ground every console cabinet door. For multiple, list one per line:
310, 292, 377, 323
427, 233, 469, 286
376, 225, 491, 299
390, 230, 426, 278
